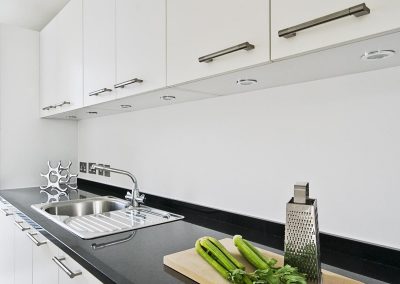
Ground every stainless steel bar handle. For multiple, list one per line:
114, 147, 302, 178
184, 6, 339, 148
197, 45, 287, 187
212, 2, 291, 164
0, 208, 13, 216
198, 42, 255, 63
27, 232, 47, 247
52, 257, 82, 279
278, 3, 370, 38
42, 105, 56, 111
89, 88, 112, 96
14, 220, 30, 231
114, 78, 143, 89
55, 101, 71, 108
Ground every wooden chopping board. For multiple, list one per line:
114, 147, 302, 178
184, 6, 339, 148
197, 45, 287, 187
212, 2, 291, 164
164, 238, 362, 284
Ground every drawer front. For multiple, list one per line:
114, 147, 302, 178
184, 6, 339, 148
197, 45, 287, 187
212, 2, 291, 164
271, 0, 400, 60
57, 252, 102, 284
167, 0, 269, 86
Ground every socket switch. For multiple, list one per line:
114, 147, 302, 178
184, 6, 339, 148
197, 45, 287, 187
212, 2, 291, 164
88, 163, 97, 174
97, 164, 104, 176
104, 165, 111, 177
79, 162, 87, 173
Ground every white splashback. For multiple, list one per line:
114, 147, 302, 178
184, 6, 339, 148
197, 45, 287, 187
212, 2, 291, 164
78, 66, 400, 249
0, 24, 78, 189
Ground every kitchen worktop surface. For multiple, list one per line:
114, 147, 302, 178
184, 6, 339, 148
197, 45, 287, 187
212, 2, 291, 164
0, 187, 387, 284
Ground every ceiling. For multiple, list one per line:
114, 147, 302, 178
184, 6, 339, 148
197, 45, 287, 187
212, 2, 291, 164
0, 0, 70, 31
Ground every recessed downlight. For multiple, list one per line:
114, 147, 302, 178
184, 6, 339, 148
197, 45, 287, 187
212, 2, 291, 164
87, 111, 98, 115
66, 115, 77, 119
236, 79, 258, 86
160, 95, 176, 101
361, 50, 396, 61
120, 104, 132, 109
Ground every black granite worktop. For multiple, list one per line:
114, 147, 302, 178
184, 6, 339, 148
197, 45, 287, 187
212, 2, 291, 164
0, 185, 391, 284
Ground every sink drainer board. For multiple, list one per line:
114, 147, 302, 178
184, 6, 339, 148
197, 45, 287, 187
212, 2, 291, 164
31, 196, 184, 239
163, 238, 363, 284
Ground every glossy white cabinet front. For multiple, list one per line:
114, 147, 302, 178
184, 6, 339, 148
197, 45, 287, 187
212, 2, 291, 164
167, 0, 270, 86
0, 208, 14, 284
14, 218, 33, 284
58, 252, 101, 284
83, 0, 117, 106
271, 0, 400, 60
40, 0, 83, 117
32, 233, 59, 284
115, 0, 166, 99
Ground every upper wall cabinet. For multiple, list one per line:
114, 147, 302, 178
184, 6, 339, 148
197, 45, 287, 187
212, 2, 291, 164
40, 0, 83, 117
83, 0, 116, 106
115, 0, 166, 99
166, 0, 270, 86
271, 0, 400, 60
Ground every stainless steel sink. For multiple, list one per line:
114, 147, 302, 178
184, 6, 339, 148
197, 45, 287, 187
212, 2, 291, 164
43, 197, 128, 217
31, 196, 184, 239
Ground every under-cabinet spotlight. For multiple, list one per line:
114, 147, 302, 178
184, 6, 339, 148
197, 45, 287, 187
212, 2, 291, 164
236, 79, 258, 86
87, 111, 98, 115
361, 50, 396, 61
120, 104, 132, 109
66, 115, 77, 119
160, 95, 176, 101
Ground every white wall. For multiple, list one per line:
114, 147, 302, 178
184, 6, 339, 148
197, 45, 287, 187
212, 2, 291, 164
78, 66, 400, 249
0, 24, 78, 189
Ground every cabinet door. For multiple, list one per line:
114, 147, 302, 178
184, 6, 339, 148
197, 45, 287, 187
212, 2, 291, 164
167, 0, 269, 86
57, 252, 102, 284
32, 233, 59, 284
84, 0, 116, 106
0, 209, 15, 284
115, 0, 166, 99
40, 15, 59, 117
271, 0, 400, 60
14, 219, 32, 284
56, 0, 83, 112
40, 0, 83, 117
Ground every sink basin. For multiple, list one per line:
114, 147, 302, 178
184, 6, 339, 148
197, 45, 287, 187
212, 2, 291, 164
44, 198, 128, 217
31, 196, 184, 239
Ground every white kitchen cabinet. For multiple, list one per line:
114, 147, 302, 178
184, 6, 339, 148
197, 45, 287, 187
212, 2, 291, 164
32, 232, 59, 284
40, 0, 83, 117
167, 0, 270, 86
83, 0, 116, 106
0, 207, 15, 284
57, 251, 102, 284
14, 218, 33, 284
115, 0, 166, 99
271, 0, 400, 60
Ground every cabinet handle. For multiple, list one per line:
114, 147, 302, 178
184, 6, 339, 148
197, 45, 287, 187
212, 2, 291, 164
0, 208, 13, 216
26, 232, 47, 247
52, 257, 82, 279
198, 42, 255, 63
89, 88, 112, 96
55, 101, 71, 108
278, 3, 370, 38
42, 105, 56, 111
14, 220, 30, 231
114, 78, 143, 89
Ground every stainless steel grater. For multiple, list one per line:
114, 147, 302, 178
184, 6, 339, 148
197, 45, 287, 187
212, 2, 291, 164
284, 182, 322, 283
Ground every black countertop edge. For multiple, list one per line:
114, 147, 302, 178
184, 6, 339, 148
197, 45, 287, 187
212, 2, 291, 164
78, 178, 400, 283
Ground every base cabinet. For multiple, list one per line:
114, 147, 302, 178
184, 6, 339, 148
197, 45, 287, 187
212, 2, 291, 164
14, 218, 33, 284
32, 233, 59, 284
0, 208, 15, 284
0, 204, 102, 284
57, 252, 101, 284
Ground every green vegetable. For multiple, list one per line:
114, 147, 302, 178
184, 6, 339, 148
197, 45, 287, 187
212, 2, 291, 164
233, 235, 269, 270
233, 235, 307, 284
195, 237, 252, 284
196, 235, 307, 284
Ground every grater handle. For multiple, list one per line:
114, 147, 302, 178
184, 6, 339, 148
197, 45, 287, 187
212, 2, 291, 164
294, 182, 309, 204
